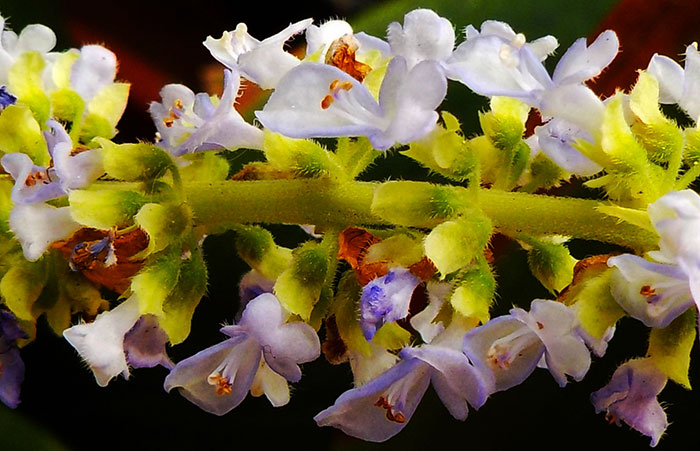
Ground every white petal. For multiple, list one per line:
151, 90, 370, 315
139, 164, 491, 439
250, 361, 290, 407
9, 204, 80, 261
538, 84, 605, 134
535, 119, 602, 176
256, 62, 384, 139
681, 43, 700, 121
552, 30, 619, 85
15, 24, 56, 54
70, 45, 117, 101
63, 295, 141, 386
647, 54, 684, 104
305, 20, 354, 58
387, 9, 455, 68
376, 59, 446, 149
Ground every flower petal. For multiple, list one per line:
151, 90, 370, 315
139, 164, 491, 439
9, 203, 81, 261
591, 358, 668, 447
63, 295, 141, 387
608, 254, 693, 328
360, 267, 420, 341
123, 314, 173, 370
314, 358, 430, 442
552, 30, 619, 86
647, 54, 684, 104
462, 316, 543, 392
387, 9, 455, 69
164, 335, 261, 415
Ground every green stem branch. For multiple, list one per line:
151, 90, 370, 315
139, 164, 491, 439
184, 180, 659, 251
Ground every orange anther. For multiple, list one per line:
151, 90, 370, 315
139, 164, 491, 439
321, 95, 334, 110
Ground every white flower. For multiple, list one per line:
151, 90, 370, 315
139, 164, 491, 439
204, 19, 313, 90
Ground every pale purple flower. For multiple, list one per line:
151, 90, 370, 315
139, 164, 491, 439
315, 329, 489, 442
204, 19, 313, 90
647, 43, 700, 122
63, 295, 172, 387
447, 23, 617, 109
359, 267, 421, 340
164, 293, 320, 415
0, 311, 27, 408
463, 299, 591, 392
149, 68, 263, 156
256, 56, 447, 150
608, 190, 700, 329
529, 118, 603, 176
591, 358, 668, 447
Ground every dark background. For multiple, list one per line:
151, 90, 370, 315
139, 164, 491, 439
1, 0, 699, 449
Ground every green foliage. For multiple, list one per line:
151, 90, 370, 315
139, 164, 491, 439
648, 308, 696, 389
69, 187, 148, 229
520, 235, 577, 294
131, 248, 182, 316
274, 240, 330, 320
235, 225, 293, 280
424, 212, 492, 276
99, 139, 174, 181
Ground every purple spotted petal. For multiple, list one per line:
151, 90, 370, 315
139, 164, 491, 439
314, 357, 431, 442
608, 254, 693, 328
462, 315, 543, 393
1, 153, 65, 204
164, 335, 261, 416
591, 358, 668, 447
360, 267, 420, 341
402, 344, 490, 417
513, 300, 591, 386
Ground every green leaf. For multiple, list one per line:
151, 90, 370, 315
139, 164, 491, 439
0, 259, 47, 321
274, 241, 329, 320
235, 226, 293, 280
69, 187, 148, 229
8, 52, 50, 126
335, 137, 381, 179
131, 249, 182, 316
648, 308, 696, 389
0, 104, 49, 165
520, 235, 577, 294
159, 247, 207, 344
98, 139, 174, 181
424, 213, 492, 276
135, 203, 191, 255
450, 261, 496, 323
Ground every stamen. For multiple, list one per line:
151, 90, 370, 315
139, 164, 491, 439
374, 396, 406, 423
605, 412, 617, 425
512, 33, 527, 48
174, 99, 184, 110
487, 327, 540, 370
321, 95, 334, 110
325, 34, 371, 82
640, 285, 656, 297
207, 373, 233, 396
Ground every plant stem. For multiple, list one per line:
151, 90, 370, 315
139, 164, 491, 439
184, 180, 659, 251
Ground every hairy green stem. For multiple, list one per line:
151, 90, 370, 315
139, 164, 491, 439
184, 180, 659, 251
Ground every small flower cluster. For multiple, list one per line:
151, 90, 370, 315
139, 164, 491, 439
0, 8, 698, 447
